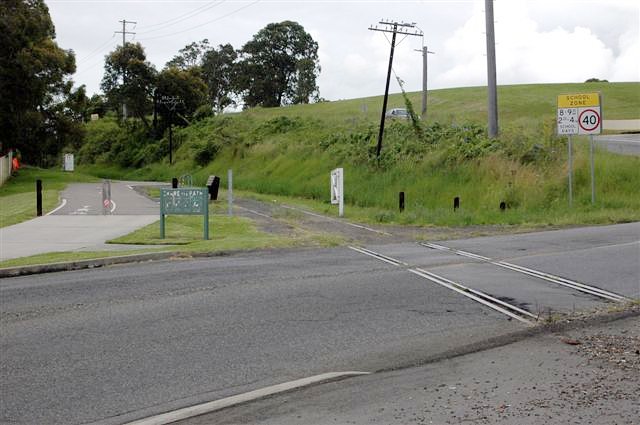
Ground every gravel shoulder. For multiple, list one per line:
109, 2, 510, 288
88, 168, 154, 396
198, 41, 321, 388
182, 310, 640, 425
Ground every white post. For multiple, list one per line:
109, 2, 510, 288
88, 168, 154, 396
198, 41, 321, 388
227, 169, 233, 217
330, 168, 344, 217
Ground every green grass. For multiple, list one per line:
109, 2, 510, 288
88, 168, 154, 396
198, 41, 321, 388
80, 82, 640, 228
0, 166, 99, 227
0, 249, 168, 269
109, 214, 342, 250
0, 212, 343, 269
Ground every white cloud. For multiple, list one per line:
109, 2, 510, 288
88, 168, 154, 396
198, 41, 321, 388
434, 0, 637, 88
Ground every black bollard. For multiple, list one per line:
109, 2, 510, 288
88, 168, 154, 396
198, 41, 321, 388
500, 201, 506, 211
399, 191, 405, 212
453, 196, 460, 211
36, 179, 42, 216
172, 177, 178, 189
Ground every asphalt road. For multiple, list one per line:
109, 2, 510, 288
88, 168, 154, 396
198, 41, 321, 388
185, 316, 639, 425
594, 134, 640, 155
1, 222, 638, 424
1, 248, 522, 425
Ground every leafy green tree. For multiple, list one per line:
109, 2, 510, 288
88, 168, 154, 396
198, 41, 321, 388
0, 0, 78, 164
166, 39, 210, 70
201, 43, 238, 113
237, 21, 320, 107
101, 42, 157, 126
155, 67, 207, 127
87, 94, 108, 118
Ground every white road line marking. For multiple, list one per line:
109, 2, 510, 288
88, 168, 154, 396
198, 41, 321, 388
409, 269, 535, 326
348, 246, 403, 266
420, 243, 631, 303
124, 372, 370, 425
236, 205, 272, 219
45, 198, 67, 215
280, 204, 392, 236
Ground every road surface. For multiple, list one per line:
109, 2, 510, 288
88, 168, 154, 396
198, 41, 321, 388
1, 220, 637, 424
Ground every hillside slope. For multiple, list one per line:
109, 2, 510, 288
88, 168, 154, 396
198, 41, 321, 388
85, 82, 640, 226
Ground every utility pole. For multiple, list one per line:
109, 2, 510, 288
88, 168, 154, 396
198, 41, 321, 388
158, 95, 184, 165
369, 20, 422, 158
414, 45, 435, 118
115, 19, 136, 120
485, 0, 498, 138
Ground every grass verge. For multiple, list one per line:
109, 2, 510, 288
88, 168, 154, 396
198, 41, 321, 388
0, 212, 343, 269
0, 166, 99, 228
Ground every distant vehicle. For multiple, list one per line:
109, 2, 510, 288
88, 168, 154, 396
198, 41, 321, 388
385, 108, 410, 120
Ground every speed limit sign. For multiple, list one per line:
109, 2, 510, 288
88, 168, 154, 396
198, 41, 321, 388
557, 93, 602, 135
578, 109, 601, 134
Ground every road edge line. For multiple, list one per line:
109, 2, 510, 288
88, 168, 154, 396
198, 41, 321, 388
124, 372, 371, 425
45, 198, 67, 215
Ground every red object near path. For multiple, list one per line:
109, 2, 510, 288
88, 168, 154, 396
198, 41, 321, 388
12, 157, 20, 171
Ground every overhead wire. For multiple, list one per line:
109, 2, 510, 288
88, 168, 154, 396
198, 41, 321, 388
137, 0, 227, 34
76, 34, 116, 63
138, 0, 261, 41
135, 0, 220, 30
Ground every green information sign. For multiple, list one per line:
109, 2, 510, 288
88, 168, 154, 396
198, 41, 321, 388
160, 188, 209, 239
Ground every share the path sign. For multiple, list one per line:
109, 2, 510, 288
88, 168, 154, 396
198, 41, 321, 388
160, 188, 209, 240
557, 93, 602, 135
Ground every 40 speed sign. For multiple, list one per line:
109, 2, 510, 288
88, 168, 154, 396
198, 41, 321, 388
557, 92, 602, 135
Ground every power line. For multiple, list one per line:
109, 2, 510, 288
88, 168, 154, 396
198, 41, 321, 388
76, 35, 116, 64
137, 0, 226, 34
138, 0, 261, 41
136, 0, 220, 30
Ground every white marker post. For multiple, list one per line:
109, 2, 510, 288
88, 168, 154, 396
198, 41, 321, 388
227, 169, 233, 217
330, 168, 344, 217
557, 93, 602, 206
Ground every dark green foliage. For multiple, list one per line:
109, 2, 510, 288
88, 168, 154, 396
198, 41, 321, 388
236, 21, 320, 107
155, 67, 208, 127
79, 118, 161, 167
100, 42, 156, 125
166, 39, 210, 70
0, 0, 80, 164
201, 43, 237, 113
192, 141, 220, 166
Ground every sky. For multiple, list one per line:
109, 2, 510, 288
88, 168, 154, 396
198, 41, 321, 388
46, 0, 640, 101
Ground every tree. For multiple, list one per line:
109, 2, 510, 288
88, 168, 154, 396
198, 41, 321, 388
101, 42, 156, 126
236, 21, 320, 108
155, 67, 207, 127
0, 0, 78, 164
166, 39, 210, 70
201, 43, 238, 113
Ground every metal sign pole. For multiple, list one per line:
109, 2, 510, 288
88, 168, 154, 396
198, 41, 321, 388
568, 135, 573, 208
590, 135, 595, 204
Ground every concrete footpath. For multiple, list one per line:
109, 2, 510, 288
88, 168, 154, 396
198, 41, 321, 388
182, 311, 640, 425
1, 181, 163, 262
0, 215, 159, 261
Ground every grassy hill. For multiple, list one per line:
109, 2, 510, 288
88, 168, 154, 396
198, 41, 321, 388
84, 82, 640, 227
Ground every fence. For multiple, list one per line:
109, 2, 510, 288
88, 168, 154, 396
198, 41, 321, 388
0, 151, 13, 187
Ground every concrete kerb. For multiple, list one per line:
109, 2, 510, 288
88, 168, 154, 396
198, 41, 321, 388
0, 251, 178, 278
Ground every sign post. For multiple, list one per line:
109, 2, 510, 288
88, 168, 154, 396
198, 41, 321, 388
160, 188, 209, 240
557, 92, 602, 205
330, 168, 344, 217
